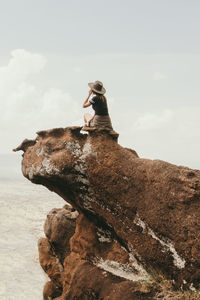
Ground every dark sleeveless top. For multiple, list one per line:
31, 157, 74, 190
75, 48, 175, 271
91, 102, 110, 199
89, 96, 109, 116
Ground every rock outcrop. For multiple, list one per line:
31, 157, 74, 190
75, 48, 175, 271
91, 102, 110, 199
15, 126, 200, 299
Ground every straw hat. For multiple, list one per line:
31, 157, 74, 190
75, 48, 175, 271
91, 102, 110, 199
88, 80, 106, 95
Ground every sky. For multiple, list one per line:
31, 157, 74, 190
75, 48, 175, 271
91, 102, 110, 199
0, 0, 200, 179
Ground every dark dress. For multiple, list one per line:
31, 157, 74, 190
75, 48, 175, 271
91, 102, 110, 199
89, 96, 113, 130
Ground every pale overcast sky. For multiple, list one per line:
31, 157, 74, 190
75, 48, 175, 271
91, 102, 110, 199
0, 0, 200, 179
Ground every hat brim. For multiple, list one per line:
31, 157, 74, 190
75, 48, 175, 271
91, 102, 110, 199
88, 82, 106, 95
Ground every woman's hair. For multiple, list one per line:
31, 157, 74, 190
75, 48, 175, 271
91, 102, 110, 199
93, 91, 106, 102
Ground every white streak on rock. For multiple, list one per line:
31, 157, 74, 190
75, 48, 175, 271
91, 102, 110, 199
75, 139, 92, 174
35, 147, 44, 157
76, 175, 88, 185
41, 158, 53, 173
25, 166, 34, 180
66, 138, 97, 210
95, 259, 150, 282
81, 139, 92, 159
98, 236, 111, 243
189, 283, 197, 292
40, 158, 60, 175
81, 194, 95, 211
134, 214, 186, 269
97, 228, 112, 243
81, 198, 93, 211
26, 157, 60, 179
129, 253, 149, 277
65, 142, 81, 157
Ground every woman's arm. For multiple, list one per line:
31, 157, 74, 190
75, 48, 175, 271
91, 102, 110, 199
82, 90, 93, 108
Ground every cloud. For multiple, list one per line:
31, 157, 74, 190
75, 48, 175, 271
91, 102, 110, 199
133, 110, 173, 131
112, 105, 200, 169
0, 49, 82, 153
73, 66, 82, 73
152, 71, 167, 80
0, 49, 46, 93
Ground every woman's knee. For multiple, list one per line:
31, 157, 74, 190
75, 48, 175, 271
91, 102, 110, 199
84, 113, 92, 121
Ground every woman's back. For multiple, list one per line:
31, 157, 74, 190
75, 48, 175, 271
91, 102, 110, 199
89, 95, 109, 116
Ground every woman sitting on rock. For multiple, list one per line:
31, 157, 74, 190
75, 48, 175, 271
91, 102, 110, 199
82, 80, 113, 130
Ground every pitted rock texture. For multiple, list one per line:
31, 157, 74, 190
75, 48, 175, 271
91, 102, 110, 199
40, 207, 155, 300
44, 204, 78, 263
15, 126, 200, 298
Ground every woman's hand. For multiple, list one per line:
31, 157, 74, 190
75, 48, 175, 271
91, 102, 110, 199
83, 90, 93, 108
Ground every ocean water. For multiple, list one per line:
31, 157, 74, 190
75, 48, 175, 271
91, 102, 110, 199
0, 179, 65, 300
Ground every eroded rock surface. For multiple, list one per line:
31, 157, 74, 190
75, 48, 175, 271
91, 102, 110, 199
15, 126, 200, 299
44, 204, 78, 263
40, 206, 154, 299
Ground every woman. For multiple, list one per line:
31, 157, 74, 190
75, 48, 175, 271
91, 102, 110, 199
82, 80, 113, 130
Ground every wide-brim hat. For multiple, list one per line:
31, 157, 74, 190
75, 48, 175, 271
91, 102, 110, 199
88, 80, 106, 95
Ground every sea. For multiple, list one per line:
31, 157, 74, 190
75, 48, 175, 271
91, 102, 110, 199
0, 178, 65, 300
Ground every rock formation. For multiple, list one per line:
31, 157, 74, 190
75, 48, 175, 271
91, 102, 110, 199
14, 126, 200, 299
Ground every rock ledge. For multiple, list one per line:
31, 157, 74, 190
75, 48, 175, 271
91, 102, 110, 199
14, 126, 200, 299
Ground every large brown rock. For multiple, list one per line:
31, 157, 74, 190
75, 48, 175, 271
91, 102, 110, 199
38, 204, 79, 298
38, 237, 63, 290
40, 210, 154, 299
44, 204, 78, 262
15, 126, 200, 298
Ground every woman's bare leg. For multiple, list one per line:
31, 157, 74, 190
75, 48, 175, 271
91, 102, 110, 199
84, 113, 93, 126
